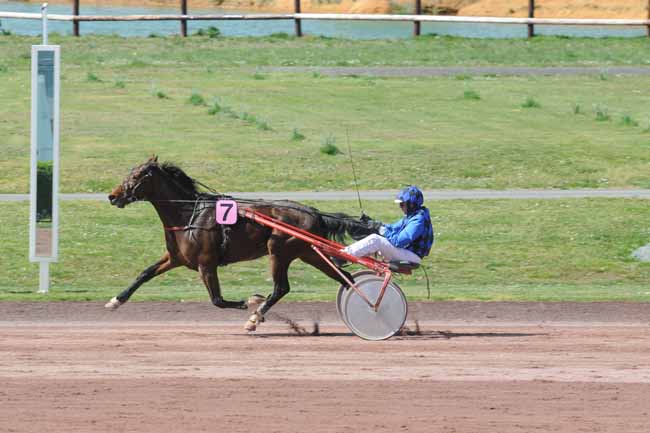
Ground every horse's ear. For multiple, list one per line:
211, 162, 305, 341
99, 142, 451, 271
149, 154, 158, 163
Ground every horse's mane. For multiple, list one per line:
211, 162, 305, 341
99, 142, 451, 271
160, 162, 199, 196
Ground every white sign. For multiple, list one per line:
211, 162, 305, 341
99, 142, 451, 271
29, 45, 60, 293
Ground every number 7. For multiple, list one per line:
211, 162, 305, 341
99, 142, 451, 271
220, 202, 233, 219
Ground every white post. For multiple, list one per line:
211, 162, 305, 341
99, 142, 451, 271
38, 262, 49, 294
41, 3, 48, 45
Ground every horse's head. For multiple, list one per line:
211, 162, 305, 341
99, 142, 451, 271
108, 156, 159, 208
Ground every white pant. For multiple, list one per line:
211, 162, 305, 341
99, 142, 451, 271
343, 234, 421, 264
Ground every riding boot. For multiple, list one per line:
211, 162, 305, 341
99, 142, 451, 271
329, 256, 348, 268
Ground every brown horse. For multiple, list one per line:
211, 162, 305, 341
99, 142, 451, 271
106, 156, 378, 330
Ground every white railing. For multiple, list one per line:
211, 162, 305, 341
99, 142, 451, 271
1, 11, 72, 21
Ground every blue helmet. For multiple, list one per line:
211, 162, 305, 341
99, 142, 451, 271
395, 185, 424, 211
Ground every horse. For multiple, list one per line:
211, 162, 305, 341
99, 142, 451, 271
106, 156, 378, 331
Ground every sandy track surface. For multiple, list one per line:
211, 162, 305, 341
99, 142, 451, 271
1, 301, 649, 433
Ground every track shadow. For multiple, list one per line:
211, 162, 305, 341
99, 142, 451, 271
393, 330, 546, 341
243, 330, 545, 340
234, 314, 546, 340
249, 332, 355, 338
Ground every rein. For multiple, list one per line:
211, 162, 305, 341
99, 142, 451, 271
162, 197, 218, 232
129, 169, 365, 233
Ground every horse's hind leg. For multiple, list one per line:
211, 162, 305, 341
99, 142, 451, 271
105, 252, 177, 309
299, 249, 352, 286
199, 264, 247, 310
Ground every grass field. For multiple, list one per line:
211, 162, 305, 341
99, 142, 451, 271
1, 35, 650, 193
1, 34, 649, 303
3, 34, 650, 69
1, 199, 648, 302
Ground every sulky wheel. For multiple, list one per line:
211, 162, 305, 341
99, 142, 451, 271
336, 270, 376, 328
340, 275, 408, 341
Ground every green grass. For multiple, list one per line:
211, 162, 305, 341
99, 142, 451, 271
320, 134, 341, 155
2, 35, 649, 304
462, 90, 481, 100
595, 104, 611, 122
153, 89, 169, 99
188, 92, 206, 106
207, 99, 222, 114
291, 128, 306, 141
2, 34, 650, 71
194, 26, 221, 39
0, 199, 648, 302
2, 53, 650, 192
256, 119, 271, 130
572, 103, 582, 115
620, 114, 638, 127
521, 96, 541, 108
86, 72, 101, 82
2, 35, 650, 193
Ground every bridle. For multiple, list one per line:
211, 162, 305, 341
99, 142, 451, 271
120, 171, 152, 205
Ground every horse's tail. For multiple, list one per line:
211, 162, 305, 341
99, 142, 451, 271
318, 212, 380, 244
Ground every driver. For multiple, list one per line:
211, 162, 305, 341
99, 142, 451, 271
341, 185, 434, 264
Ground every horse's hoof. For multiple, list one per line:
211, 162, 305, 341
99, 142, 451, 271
244, 311, 263, 332
104, 297, 122, 310
246, 294, 265, 309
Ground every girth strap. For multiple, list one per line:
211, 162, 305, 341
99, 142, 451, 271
164, 226, 190, 231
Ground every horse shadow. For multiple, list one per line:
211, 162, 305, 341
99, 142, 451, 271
392, 330, 546, 341
244, 326, 546, 340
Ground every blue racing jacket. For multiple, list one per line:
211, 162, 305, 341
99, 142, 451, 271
382, 207, 434, 258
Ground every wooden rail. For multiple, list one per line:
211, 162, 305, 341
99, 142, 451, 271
2, 6, 650, 38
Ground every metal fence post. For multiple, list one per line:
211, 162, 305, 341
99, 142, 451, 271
414, 0, 421, 36
528, 0, 535, 38
180, 0, 187, 37
73, 0, 79, 36
646, 0, 650, 37
294, 0, 302, 37
41, 2, 47, 44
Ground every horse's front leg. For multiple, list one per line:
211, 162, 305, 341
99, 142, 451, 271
245, 254, 291, 332
198, 264, 247, 310
105, 252, 177, 309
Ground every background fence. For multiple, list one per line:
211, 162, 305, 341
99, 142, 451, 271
1, 0, 650, 38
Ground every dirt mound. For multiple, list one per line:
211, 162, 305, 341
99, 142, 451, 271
459, 0, 649, 19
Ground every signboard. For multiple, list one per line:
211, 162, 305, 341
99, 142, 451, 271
29, 45, 60, 292
216, 200, 238, 225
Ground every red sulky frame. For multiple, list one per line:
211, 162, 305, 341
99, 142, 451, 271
240, 208, 413, 312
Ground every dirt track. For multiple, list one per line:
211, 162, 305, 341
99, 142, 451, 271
1, 301, 650, 433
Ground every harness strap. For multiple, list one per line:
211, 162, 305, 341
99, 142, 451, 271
164, 226, 189, 231
164, 225, 218, 232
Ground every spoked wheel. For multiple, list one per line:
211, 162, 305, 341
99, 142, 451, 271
336, 270, 375, 328
339, 274, 408, 341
